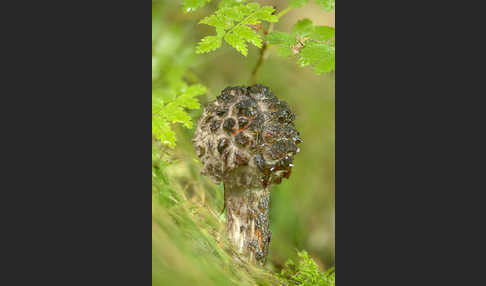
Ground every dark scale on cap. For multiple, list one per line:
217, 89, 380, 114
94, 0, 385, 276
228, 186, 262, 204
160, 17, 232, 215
248, 85, 262, 94
278, 155, 292, 169
233, 86, 248, 97
217, 88, 235, 102
217, 138, 229, 154
275, 109, 295, 123
249, 113, 263, 130
269, 140, 289, 159
235, 99, 257, 117
235, 132, 249, 146
216, 108, 227, 117
210, 120, 222, 132
238, 117, 249, 129
223, 118, 236, 133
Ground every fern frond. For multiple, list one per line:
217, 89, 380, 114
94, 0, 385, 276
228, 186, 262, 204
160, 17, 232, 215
266, 18, 335, 74
196, 2, 277, 56
152, 84, 206, 147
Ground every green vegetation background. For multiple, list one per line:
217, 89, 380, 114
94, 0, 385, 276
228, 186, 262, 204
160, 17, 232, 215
152, 1, 334, 285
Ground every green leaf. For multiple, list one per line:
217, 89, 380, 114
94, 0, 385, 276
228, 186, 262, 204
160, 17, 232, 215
314, 0, 335, 11
266, 32, 297, 45
196, 35, 222, 54
220, 7, 244, 22
266, 32, 297, 58
267, 18, 335, 74
313, 50, 334, 74
293, 18, 314, 37
163, 103, 193, 128
152, 88, 176, 102
224, 31, 248, 56
174, 84, 207, 109
234, 25, 262, 48
218, 0, 248, 9
289, 0, 310, 9
253, 6, 278, 22
199, 14, 226, 29
298, 42, 335, 74
152, 83, 204, 147
246, 2, 260, 10
184, 84, 207, 98
183, 0, 211, 13
298, 42, 327, 66
277, 45, 293, 57
311, 26, 335, 41
197, 3, 278, 56
152, 117, 176, 148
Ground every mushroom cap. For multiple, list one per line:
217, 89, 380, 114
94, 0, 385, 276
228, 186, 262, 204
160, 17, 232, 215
193, 84, 302, 189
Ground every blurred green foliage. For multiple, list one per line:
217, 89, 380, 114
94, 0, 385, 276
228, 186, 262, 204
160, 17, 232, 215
152, 0, 334, 285
279, 251, 335, 286
267, 18, 335, 74
290, 0, 335, 11
152, 84, 206, 147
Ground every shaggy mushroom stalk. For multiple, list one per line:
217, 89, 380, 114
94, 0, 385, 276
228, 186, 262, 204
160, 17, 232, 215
193, 85, 302, 265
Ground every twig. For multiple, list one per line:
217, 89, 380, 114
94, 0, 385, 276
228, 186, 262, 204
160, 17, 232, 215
248, 6, 290, 85
249, 23, 273, 85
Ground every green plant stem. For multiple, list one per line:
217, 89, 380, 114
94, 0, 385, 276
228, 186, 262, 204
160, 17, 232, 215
249, 23, 274, 85
276, 7, 291, 19
249, 6, 290, 84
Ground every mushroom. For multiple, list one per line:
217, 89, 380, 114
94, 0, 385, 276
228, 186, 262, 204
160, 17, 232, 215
193, 84, 302, 265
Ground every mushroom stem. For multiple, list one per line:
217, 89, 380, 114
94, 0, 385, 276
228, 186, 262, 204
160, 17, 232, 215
224, 183, 271, 265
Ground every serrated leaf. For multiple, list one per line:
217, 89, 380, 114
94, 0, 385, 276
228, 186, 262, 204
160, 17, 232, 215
196, 35, 222, 54
152, 83, 205, 147
224, 31, 247, 56
174, 95, 199, 110
152, 117, 176, 148
174, 84, 207, 109
312, 26, 335, 41
298, 43, 335, 74
199, 14, 226, 29
277, 45, 293, 57
219, 7, 243, 22
163, 103, 193, 128
266, 32, 297, 45
290, 0, 310, 8
152, 88, 176, 102
293, 18, 314, 37
183, 0, 211, 13
184, 84, 207, 98
314, 0, 335, 11
254, 6, 278, 22
152, 97, 164, 113
234, 25, 262, 48
266, 32, 298, 58
246, 2, 260, 10
218, 0, 248, 8
313, 53, 334, 74
298, 43, 328, 66
197, 3, 279, 55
